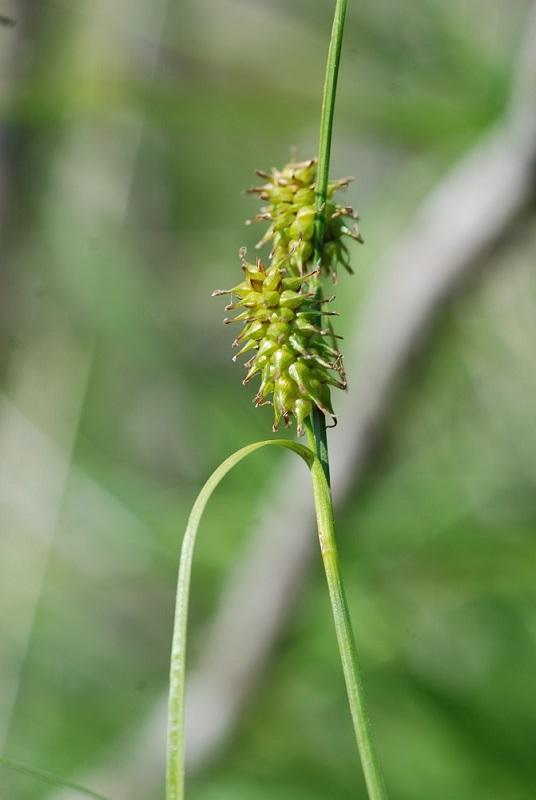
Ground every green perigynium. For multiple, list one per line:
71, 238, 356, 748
213, 249, 346, 434
213, 156, 361, 434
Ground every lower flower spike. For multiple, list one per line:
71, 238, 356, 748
213, 252, 346, 435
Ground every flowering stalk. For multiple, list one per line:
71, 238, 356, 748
308, 5, 388, 797
166, 2, 388, 799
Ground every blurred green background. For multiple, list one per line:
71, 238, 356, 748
1, 0, 535, 798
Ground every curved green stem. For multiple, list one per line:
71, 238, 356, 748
166, 439, 313, 800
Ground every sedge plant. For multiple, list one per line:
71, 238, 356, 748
166, 2, 389, 799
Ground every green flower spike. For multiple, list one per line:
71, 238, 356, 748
246, 157, 363, 280
213, 249, 346, 435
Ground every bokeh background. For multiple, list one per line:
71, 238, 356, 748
1, 0, 536, 798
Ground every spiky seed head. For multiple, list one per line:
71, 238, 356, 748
213, 155, 360, 434
247, 158, 361, 279
214, 251, 345, 433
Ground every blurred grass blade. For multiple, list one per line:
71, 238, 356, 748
166, 439, 314, 800
0, 756, 110, 800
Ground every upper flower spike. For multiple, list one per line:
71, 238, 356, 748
246, 157, 363, 280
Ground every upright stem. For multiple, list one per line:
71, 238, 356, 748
305, 423, 388, 800
315, 0, 348, 236
308, 5, 389, 797
311, 0, 348, 482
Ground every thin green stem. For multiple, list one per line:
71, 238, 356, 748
311, 406, 331, 483
310, 0, 348, 482
315, 0, 348, 244
305, 423, 388, 800
309, 14, 389, 795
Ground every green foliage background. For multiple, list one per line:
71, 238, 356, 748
1, 0, 535, 798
